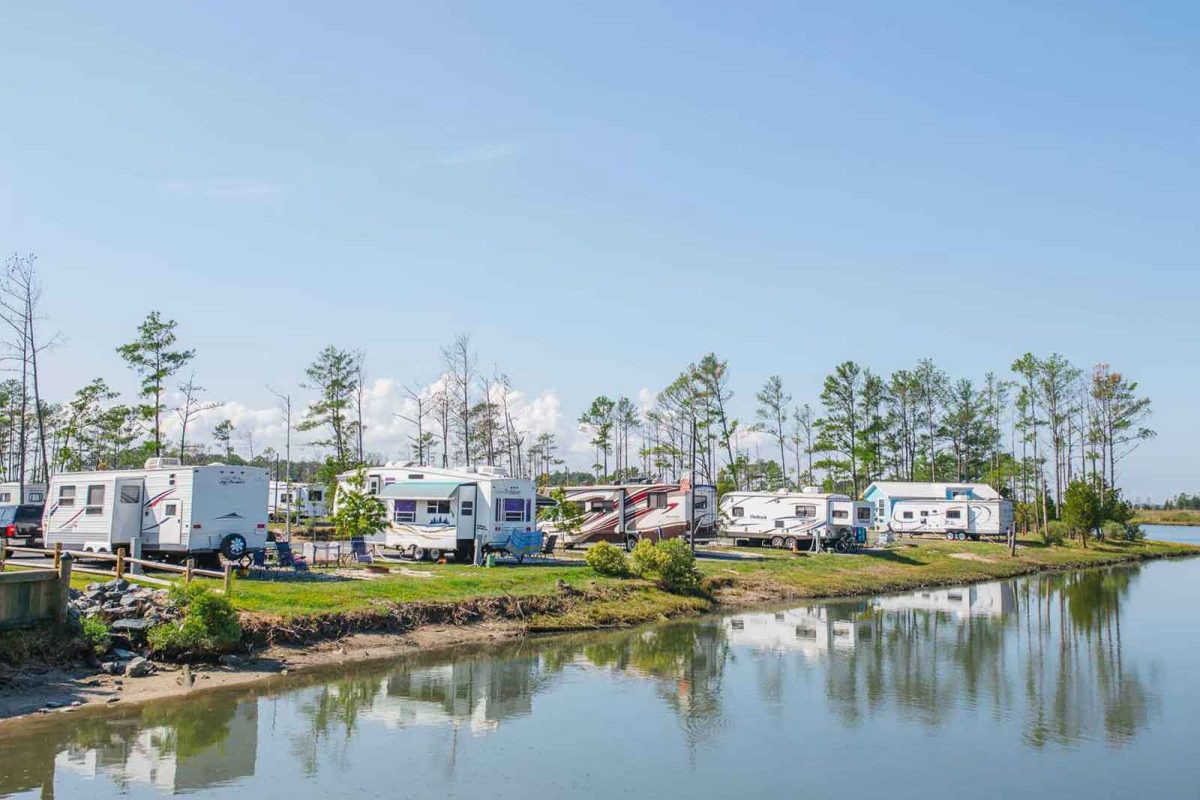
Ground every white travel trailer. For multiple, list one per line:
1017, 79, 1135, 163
862, 481, 1014, 540
43, 458, 269, 564
0, 482, 46, 504
541, 481, 718, 548
267, 480, 328, 519
719, 488, 873, 549
337, 464, 542, 562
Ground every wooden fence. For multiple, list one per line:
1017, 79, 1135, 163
1, 545, 235, 596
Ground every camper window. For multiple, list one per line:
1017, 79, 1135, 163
857, 507, 871, 521
368, 478, 380, 495
29, 491, 43, 502
774, 519, 785, 528
795, 504, 816, 518
58, 486, 76, 507
164, 503, 178, 517
0, 493, 9, 503
502, 498, 526, 522
309, 489, 323, 502
393, 500, 417, 523
731, 506, 745, 518
648, 493, 668, 509
921, 510, 928, 517
946, 509, 962, 520
902, 511, 913, 520
460, 500, 474, 517
588, 500, 614, 514
120, 485, 141, 504
85, 485, 105, 514
426, 500, 451, 515
694, 495, 708, 510
832, 509, 848, 520
168, 474, 176, 487
407, 474, 424, 480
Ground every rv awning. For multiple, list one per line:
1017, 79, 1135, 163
377, 481, 466, 501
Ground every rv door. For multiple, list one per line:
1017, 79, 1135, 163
114, 479, 144, 542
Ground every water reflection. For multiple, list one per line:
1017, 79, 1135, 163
0, 563, 1175, 798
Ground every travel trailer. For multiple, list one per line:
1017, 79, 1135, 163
718, 488, 872, 549
542, 481, 718, 548
267, 480, 327, 519
337, 464, 542, 562
43, 458, 269, 563
0, 482, 46, 504
862, 481, 1014, 540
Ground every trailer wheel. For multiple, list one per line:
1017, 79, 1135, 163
770, 536, 785, 549
411, 546, 427, 561
429, 549, 443, 562
784, 537, 798, 551
956, 531, 967, 541
220, 534, 248, 560
945, 532, 955, 541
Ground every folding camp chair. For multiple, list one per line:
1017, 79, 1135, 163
349, 536, 374, 565
274, 541, 309, 573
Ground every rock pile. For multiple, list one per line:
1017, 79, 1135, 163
69, 578, 183, 678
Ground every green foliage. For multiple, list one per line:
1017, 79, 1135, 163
149, 584, 241, 657
1063, 479, 1103, 541
298, 345, 362, 468
539, 487, 585, 539
116, 311, 195, 456
585, 541, 630, 577
79, 616, 111, 655
1100, 521, 1125, 541
332, 467, 387, 541
629, 538, 703, 594
1043, 520, 1068, 545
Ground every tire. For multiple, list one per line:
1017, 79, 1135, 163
784, 537, 798, 550
945, 532, 955, 541
220, 533, 248, 560
429, 549, 443, 562
412, 546, 427, 561
770, 536, 785, 549
956, 531, 967, 541
834, 537, 851, 554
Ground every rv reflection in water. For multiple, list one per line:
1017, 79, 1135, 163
724, 605, 877, 661
873, 580, 1016, 619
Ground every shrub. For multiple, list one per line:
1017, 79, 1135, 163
79, 617, 111, 656
629, 538, 703, 595
586, 541, 630, 577
1100, 520, 1124, 541
149, 585, 241, 657
1043, 520, 1068, 546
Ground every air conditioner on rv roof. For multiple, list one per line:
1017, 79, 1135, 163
144, 457, 182, 470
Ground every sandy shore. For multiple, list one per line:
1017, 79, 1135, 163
0, 620, 524, 724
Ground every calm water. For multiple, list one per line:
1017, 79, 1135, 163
3, 552, 1199, 799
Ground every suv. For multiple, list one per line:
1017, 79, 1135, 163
0, 504, 45, 547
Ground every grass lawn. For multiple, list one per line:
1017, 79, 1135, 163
1133, 508, 1200, 526
201, 535, 1198, 621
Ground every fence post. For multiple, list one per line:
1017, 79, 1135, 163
53, 542, 62, 570
223, 562, 233, 596
116, 548, 125, 580
130, 536, 143, 575
185, 559, 194, 585
0, 544, 5, 572
56, 554, 73, 625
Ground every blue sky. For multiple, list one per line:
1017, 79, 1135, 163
1, 2, 1196, 499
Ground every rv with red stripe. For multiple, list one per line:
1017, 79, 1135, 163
43, 457, 269, 566
544, 481, 717, 547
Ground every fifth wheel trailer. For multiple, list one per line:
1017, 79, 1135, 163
718, 488, 872, 549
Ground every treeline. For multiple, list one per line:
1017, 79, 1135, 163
579, 352, 1154, 536
1163, 493, 1200, 511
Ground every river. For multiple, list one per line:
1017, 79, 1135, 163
3, 536, 1199, 799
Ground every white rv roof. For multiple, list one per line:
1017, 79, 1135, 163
722, 490, 851, 502
866, 481, 1000, 500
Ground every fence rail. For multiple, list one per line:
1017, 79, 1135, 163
1, 544, 233, 595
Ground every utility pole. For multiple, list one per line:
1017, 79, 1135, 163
269, 387, 293, 543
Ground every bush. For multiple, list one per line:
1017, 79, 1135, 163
1043, 520, 1068, 546
1100, 520, 1124, 541
79, 617, 111, 656
149, 585, 241, 657
586, 541, 630, 577
629, 538, 703, 595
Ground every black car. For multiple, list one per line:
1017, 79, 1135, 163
0, 504, 45, 547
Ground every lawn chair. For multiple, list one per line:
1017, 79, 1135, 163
249, 548, 268, 578
274, 541, 309, 573
349, 536, 374, 565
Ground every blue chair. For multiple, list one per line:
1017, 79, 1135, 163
274, 541, 309, 573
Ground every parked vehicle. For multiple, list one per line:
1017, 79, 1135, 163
268, 480, 328, 519
718, 488, 872, 549
542, 479, 718, 548
43, 458, 269, 565
336, 464, 542, 562
0, 503, 45, 547
862, 481, 1014, 540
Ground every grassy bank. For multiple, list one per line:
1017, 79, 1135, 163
1133, 509, 1200, 526
202, 536, 1197, 640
